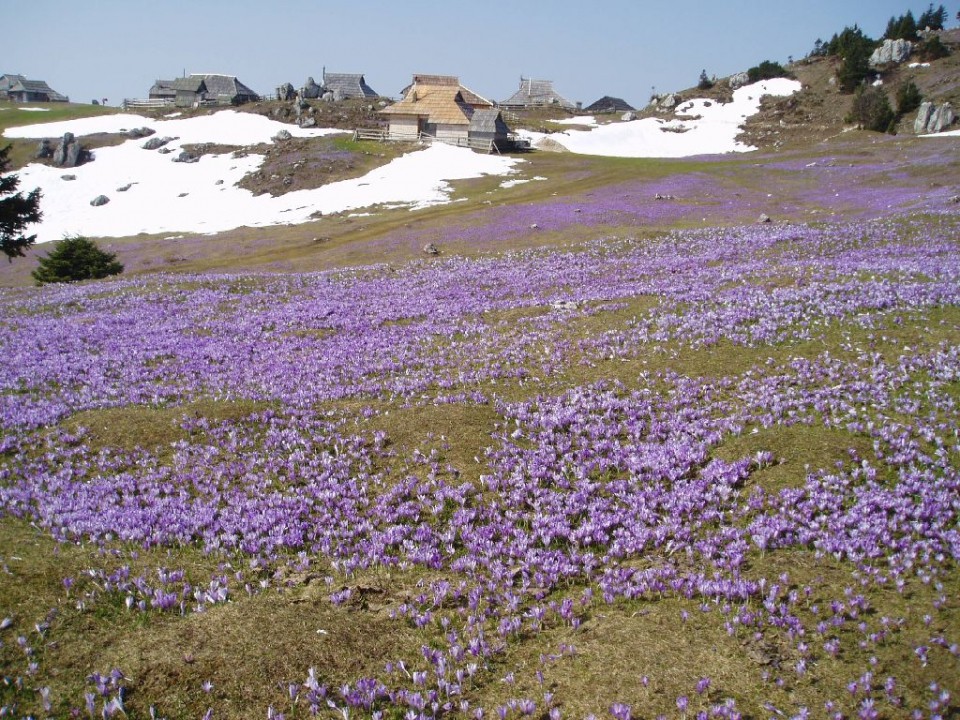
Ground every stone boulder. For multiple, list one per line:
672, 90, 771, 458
90, 195, 110, 207
173, 151, 199, 164
422, 243, 440, 256
915, 101, 955, 134
126, 127, 155, 139
321, 91, 335, 102
272, 129, 292, 142
729, 72, 750, 90
142, 136, 172, 150
621, 111, 637, 121
52, 133, 85, 168
657, 94, 680, 111
302, 76, 322, 99
277, 82, 296, 101
35, 139, 52, 160
869, 38, 913, 67
299, 117, 316, 128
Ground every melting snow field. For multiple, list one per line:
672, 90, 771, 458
4, 81, 802, 243
3, 111, 521, 244
519, 79, 802, 158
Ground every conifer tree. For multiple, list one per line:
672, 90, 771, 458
0, 145, 42, 262
32, 236, 124, 285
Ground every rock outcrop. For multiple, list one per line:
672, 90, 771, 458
142, 136, 172, 150
915, 101, 955, 134
52, 133, 85, 168
729, 72, 750, 90
301, 77, 322, 100
277, 82, 296, 101
90, 195, 110, 207
869, 38, 913, 67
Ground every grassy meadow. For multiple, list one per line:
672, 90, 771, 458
1, 93, 959, 720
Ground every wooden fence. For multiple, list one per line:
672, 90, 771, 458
121, 98, 174, 110
352, 128, 501, 154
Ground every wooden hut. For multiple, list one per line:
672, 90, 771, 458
148, 80, 177, 102
2, 76, 67, 103
322, 70, 378, 99
584, 96, 635, 114
380, 74, 494, 144
154, 74, 259, 107
501, 78, 575, 110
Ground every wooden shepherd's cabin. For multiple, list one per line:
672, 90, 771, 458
374, 74, 520, 153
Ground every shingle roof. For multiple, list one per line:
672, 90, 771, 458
469, 108, 507, 134
501, 78, 575, 110
194, 74, 258, 100
150, 79, 177, 97
0, 74, 26, 91
8, 78, 68, 101
381, 84, 473, 124
383, 75, 494, 125
322, 71, 379, 98
584, 96, 635, 113
173, 77, 206, 93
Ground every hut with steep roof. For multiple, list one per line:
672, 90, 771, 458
584, 96, 635, 114
0, 74, 26, 100
380, 74, 498, 145
501, 78, 575, 110
2, 75, 68, 103
322, 70, 378, 99
151, 74, 259, 107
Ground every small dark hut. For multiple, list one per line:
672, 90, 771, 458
469, 108, 511, 146
152, 74, 259, 107
584, 96, 635, 114
1, 75, 67, 102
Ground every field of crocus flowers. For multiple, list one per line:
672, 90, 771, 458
2, 172, 960, 717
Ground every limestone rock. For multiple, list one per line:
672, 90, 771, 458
173, 151, 199, 164
302, 77, 322, 99
299, 117, 316, 128
915, 102, 955, 134
621, 111, 637, 121
869, 38, 913, 67
758, 214, 772, 224
116, 183, 133, 192
52, 133, 84, 167
142, 136, 171, 150
277, 82, 296, 101
272, 129, 292, 142
422, 243, 440, 256
61, 174, 76, 181
90, 195, 110, 206
659, 94, 680, 110
65, 142, 82, 168
35, 139, 52, 159
729, 72, 750, 90
126, 127, 155, 139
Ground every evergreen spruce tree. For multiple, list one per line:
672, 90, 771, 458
32, 236, 124, 285
896, 81, 923, 116
0, 145, 42, 262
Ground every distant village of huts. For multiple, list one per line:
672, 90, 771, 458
2, 68, 638, 153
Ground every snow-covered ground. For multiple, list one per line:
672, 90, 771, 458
4, 111, 520, 243
518, 79, 802, 158
4, 81, 805, 243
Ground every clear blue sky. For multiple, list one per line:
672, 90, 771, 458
5, 0, 956, 109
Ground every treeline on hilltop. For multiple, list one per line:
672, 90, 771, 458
697, 3, 954, 134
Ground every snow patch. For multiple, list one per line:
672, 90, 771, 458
518, 78, 801, 158
3, 111, 521, 243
